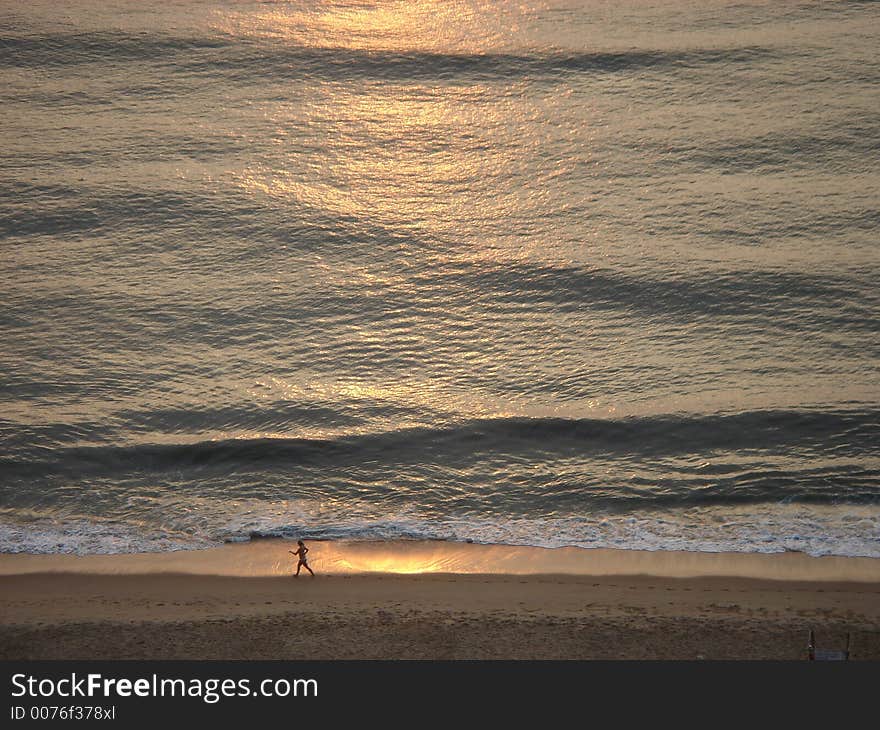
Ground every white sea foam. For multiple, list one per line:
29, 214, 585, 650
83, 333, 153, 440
0, 516, 211, 555
3, 504, 877, 559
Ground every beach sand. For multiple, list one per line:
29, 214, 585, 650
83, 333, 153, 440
1, 541, 878, 660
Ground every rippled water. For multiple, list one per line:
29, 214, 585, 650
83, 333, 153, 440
1, 0, 879, 557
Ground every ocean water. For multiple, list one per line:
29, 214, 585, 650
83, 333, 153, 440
1, 0, 878, 558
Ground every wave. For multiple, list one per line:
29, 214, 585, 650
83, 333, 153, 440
0, 516, 212, 555
670, 124, 880, 175
4, 237, 877, 338
0, 32, 779, 80
3, 504, 879, 558
0, 186, 258, 240
3, 408, 878, 478
231, 506, 880, 559
438, 261, 880, 327
212, 46, 779, 82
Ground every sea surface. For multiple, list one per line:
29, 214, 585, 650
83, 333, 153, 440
1, 0, 879, 558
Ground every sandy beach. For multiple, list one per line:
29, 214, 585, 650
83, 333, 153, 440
1, 540, 878, 660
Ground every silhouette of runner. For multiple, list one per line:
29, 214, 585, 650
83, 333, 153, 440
289, 540, 315, 577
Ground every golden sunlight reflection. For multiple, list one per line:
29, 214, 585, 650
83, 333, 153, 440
328, 550, 456, 575
273, 541, 553, 575
213, 0, 538, 53
243, 372, 511, 431
3, 541, 879, 584
233, 80, 584, 278
223, 2, 583, 253
235, 82, 545, 237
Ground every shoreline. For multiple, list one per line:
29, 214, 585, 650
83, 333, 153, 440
3, 541, 878, 659
2, 539, 880, 582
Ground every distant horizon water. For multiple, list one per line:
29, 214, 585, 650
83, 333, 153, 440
1, 0, 878, 558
